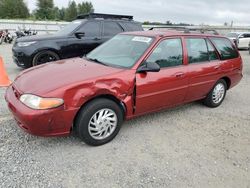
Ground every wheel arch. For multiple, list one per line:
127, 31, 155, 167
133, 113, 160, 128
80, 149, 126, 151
220, 76, 231, 89
72, 94, 127, 131
32, 48, 61, 60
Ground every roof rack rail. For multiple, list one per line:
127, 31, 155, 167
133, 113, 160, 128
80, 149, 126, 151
148, 26, 219, 35
76, 13, 133, 20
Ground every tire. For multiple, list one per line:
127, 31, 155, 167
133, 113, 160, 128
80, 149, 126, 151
203, 79, 227, 108
75, 98, 123, 146
32, 50, 59, 66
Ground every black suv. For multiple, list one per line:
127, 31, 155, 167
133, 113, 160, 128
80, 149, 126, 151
12, 13, 143, 68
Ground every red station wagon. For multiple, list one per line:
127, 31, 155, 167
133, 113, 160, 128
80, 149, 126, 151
5, 30, 243, 146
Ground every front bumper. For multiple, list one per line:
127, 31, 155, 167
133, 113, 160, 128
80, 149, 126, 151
5, 85, 78, 137
12, 46, 33, 68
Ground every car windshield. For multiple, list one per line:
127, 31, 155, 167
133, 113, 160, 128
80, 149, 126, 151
226, 33, 239, 38
56, 20, 83, 35
86, 34, 154, 68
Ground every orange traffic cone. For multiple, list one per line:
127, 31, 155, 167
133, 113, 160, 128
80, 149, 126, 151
0, 56, 11, 87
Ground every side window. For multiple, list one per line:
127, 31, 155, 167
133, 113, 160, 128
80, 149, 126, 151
186, 38, 209, 64
210, 37, 239, 60
147, 38, 183, 68
77, 21, 100, 37
119, 22, 143, 31
103, 22, 123, 36
243, 34, 250, 38
207, 40, 219, 61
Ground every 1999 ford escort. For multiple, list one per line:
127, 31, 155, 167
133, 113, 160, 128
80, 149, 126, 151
5, 30, 243, 146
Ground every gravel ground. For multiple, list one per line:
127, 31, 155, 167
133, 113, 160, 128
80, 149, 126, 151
0, 44, 250, 188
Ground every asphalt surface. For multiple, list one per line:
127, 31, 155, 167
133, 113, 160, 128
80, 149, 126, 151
0, 43, 250, 188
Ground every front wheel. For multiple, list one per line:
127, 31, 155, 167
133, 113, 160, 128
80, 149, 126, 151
32, 50, 60, 66
75, 99, 123, 146
203, 79, 227, 108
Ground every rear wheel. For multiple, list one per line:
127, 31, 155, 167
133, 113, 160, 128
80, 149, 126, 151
32, 50, 59, 66
203, 79, 227, 108
75, 98, 123, 146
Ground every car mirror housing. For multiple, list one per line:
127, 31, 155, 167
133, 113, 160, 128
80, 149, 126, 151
75, 32, 85, 39
137, 61, 160, 73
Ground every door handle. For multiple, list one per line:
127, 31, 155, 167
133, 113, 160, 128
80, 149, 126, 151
214, 65, 220, 70
175, 72, 185, 78
94, 37, 101, 41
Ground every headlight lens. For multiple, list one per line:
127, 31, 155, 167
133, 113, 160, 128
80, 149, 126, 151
20, 94, 64, 110
17, 41, 37, 47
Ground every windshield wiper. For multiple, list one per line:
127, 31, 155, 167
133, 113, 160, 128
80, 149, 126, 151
86, 57, 108, 66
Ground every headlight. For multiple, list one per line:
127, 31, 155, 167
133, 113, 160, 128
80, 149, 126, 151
17, 41, 37, 47
20, 94, 64, 110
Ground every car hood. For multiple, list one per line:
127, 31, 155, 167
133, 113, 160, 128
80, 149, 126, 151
16, 34, 66, 42
14, 58, 125, 95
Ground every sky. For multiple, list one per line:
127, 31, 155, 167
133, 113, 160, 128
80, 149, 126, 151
25, 0, 250, 25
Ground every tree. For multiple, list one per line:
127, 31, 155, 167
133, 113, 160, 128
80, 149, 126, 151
77, 1, 94, 15
54, 6, 66, 20
0, 0, 29, 19
35, 0, 55, 20
65, 1, 77, 21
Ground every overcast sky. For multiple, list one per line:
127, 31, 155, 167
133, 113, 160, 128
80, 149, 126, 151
25, 0, 250, 25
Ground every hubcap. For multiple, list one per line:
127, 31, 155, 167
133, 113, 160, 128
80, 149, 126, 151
212, 83, 225, 104
88, 108, 117, 140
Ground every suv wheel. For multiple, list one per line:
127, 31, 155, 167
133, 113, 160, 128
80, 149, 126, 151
75, 98, 123, 146
32, 50, 59, 66
203, 79, 227, 108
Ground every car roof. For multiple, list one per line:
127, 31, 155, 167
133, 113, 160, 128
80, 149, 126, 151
121, 30, 223, 38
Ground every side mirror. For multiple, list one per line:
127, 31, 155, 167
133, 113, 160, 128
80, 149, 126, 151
75, 32, 85, 39
137, 61, 160, 73
238, 35, 244, 39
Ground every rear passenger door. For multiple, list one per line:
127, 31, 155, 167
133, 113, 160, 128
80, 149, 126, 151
101, 21, 124, 43
185, 37, 221, 101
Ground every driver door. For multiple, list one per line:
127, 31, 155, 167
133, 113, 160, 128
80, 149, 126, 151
135, 38, 188, 115
67, 21, 102, 57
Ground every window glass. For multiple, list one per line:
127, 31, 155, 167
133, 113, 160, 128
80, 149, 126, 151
146, 38, 183, 68
103, 22, 123, 36
77, 21, 100, 37
243, 34, 250, 38
86, 35, 153, 68
210, 37, 238, 60
207, 40, 219, 61
186, 38, 209, 64
119, 22, 143, 31
56, 20, 83, 35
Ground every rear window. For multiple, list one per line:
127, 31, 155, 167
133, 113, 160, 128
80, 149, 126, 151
210, 37, 238, 60
119, 22, 143, 31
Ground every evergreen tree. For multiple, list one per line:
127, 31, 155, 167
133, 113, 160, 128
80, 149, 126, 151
54, 6, 66, 21
65, 1, 77, 21
35, 0, 55, 20
0, 0, 29, 19
77, 1, 94, 15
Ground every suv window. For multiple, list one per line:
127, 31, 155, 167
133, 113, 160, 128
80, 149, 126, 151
242, 34, 250, 38
147, 38, 183, 68
103, 21, 123, 36
186, 38, 209, 64
207, 40, 219, 61
77, 21, 101, 37
210, 37, 238, 60
119, 22, 143, 31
